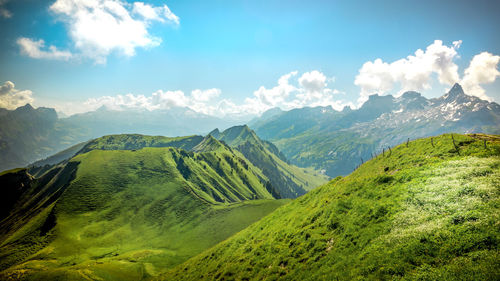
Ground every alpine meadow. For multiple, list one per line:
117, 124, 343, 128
1, 0, 499, 280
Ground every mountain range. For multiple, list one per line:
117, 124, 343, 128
250, 83, 500, 176
0, 105, 239, 172
162, 133, 500, 280
0, 83, 499, 280
2, 132, 497, 280
0, 127, 327, 280
1, 83, 498, 179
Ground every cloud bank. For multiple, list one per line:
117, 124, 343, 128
238, 70, 351, 115
354, 40, 461, 103
0, 81, 34, 109
56, 70, 351, 117
354, 40, 500, 103
18, 0, 179, 64
461, 52, 500, 101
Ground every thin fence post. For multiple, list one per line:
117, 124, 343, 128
484, 139, 487, 149
383, 148, 385, 156
431, 137, 434, 147
406, 138, 409, 147
451, 134, 459, 154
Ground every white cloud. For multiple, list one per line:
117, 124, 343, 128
237, 70, 352, 114
0, 0, 11, 18
83, 89, 189, 112
133, 2, 162, 21
290, 71, 351, 110
188, 89, 222, 116
461, 52, 500, 101
162, 5, 180, 25
132, 2, 179, 25
150, 90, 189, 108
76, 88, 221, 116
59, 70, 351, 117
298, 70, 327, 93
251, 71, 298, 109
0, 81, 34, 109
354, 40, 461, 103
0, 80, 14, 95
354, 39, 500, 103
18, 0, 179, 64
191, 88, 221, 102
17, 37, 73, 60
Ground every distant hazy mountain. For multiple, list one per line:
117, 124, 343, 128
0, 104, 80, 172
251, 83, 500, 177
62, 106, 237, 138
0, 106, 240, 172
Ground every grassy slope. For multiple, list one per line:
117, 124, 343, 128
215, 125, 329, 197
78, 134, 204, 154
273, 129, 377, 176
162, 134, 500, 280
29, 130, 328, 199
53, 131, 328, 197
0, 146, 289, 280
30, 141, 88, 167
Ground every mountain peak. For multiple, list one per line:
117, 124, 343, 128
449, 83, 464, 95
192, 134, 225, 152
215, 125, 259, 147
440, 83, 467, 103
96, 105, 109, 112
366, 93, 394, 102
260, 107, 283, 119
342, 105, 352, 112
401, 91, 422, 99
208, 128, 220, 138
15, 103, 34, 112
228, 124, 252, 134
360, 94, 395, 110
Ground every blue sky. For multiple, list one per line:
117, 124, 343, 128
0, 0, 499, 116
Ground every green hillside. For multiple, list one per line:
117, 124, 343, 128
251, 86, 500, 178
212, 125, 329, 197
162, 134, 500, 280
0, 136, 291, 280
28, 128, 328, 199
78, 134, 204, 154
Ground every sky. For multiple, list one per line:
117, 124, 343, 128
0, 0, 500, 117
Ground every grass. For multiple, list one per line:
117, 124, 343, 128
214, 125, 329, 198
78, 134, 205, 154
256, 109, 500, 179
65, 129, 329, 199
0, 144, 291, 280
161, 134, 500, 280
0, 168, 25, 176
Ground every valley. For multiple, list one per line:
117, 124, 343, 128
1, 2, 499, 280
250, 84, 500, 177
1, 85, 499, 280
0, 127, 326, 280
